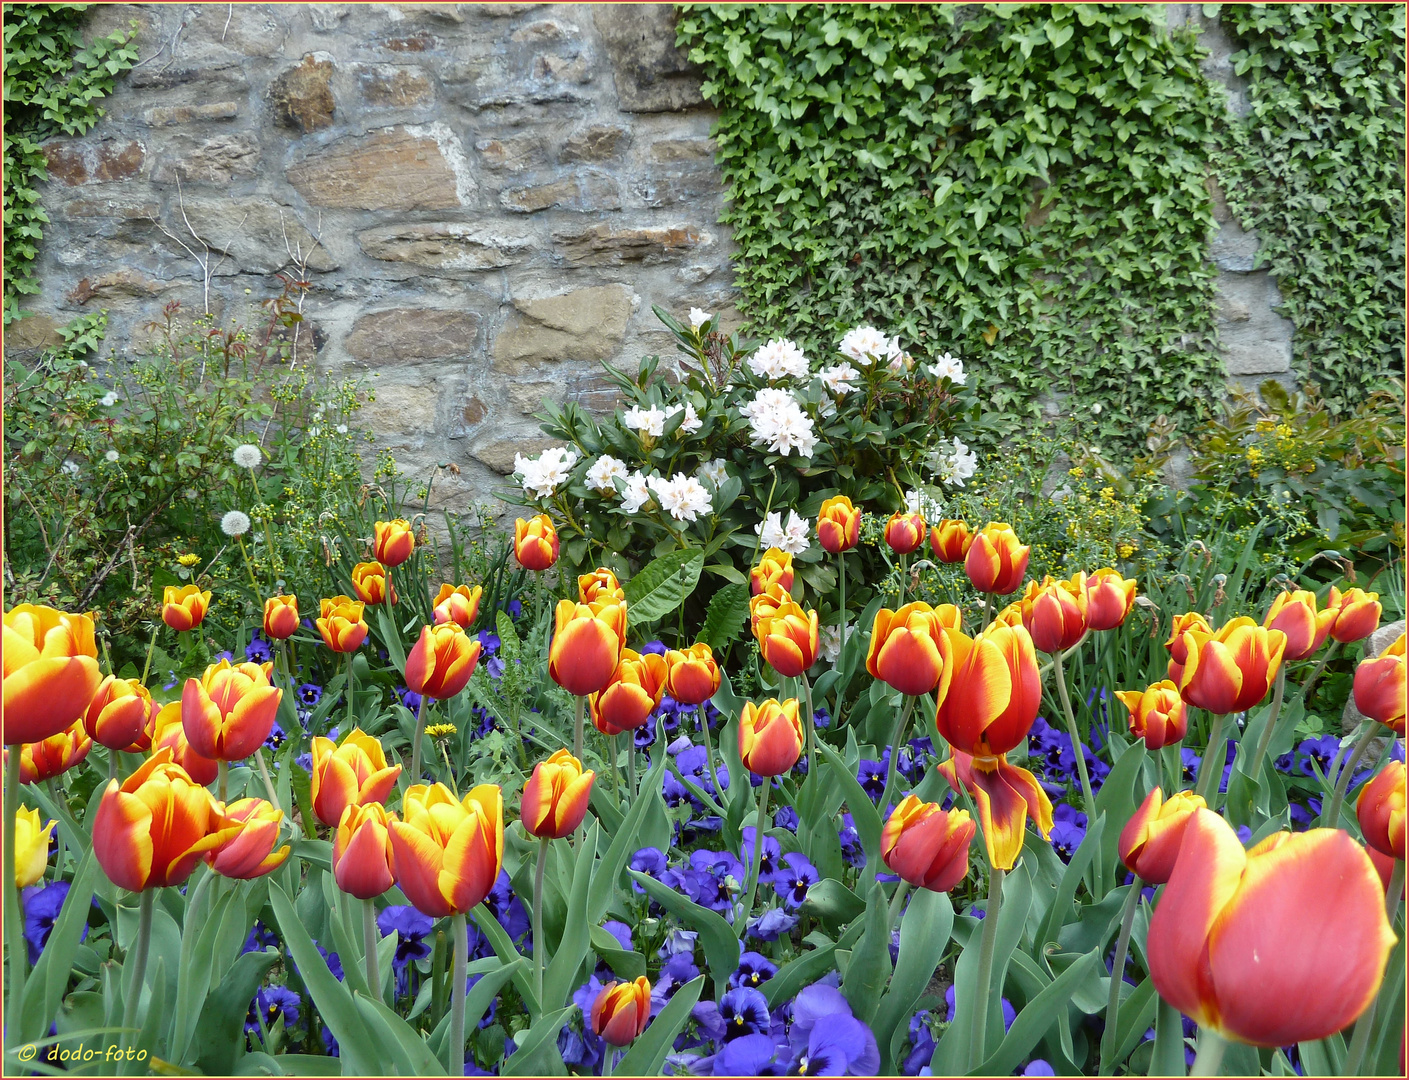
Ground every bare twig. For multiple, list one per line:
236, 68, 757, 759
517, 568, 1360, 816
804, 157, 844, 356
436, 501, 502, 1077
221, 3, 233, 41
76, 525, 136, 609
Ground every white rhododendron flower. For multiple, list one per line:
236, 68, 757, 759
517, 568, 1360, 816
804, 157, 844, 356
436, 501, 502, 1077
928, 352, 966, 385
587, 454, 630, 494
818, 363, 861, 395
820, 623, 851, 665
755, 509, 811, 556
233, 444, 262, 468
689, 308, 711, 329
649, 473, 713, 522
740, 388, 817, 458
904, 488, 942, 521
620, 470, 653, 514
514, 445, 579, 499
748, 338, 810, 382
697, 458, 730, 489
838, 325, 892, 365
622, 404, 669, 438
886, 339, 910, 373
221, 510, 252, 536
666, 402, 703, 434
935, 437, 978, 488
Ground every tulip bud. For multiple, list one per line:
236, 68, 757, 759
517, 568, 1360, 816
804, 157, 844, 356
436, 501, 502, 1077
333, 802, 397, 899
664, 643, 721, 706
93, 748, 242, 891
929, 519, 973, 564
432, 584, 483, 630
1115, 681, 1187, 750
1327, 587, 1382, 644
373, 518, 415, 568
521, 749, 595, 839
579, 568, 624, 605
514, 515, 559, 571
749, 583, 791, 634
590, 650, 667, 735
351, 561, 396, 606
263, 595, 300, 641
1356, 761, 1405, 861
182, 659, 282, 763
17, 720, 92, 784
866, 602, 961, 696
816, 496, 860, 554
591, 978, 652, 1046
208, 797, 291, 879
738, 699, 804, 777
84, 675, 155, 751
318, 596, 369, 654
1083, 568, 1137, 631
933, 623, 1041, 758
1177, 617, 1286, 715
549, 599, 626, 697
1164, 612, 1212, 665
1353, 632, 1406, 735
754, 598, 820, 679
1020, 575, 1087, 654
1117, 787, 1205, 883
750, 548, 795, 597
311, 728, 402, 828
884, 512, 926, 555
388, 783, 504, 917
14, 805, 54, 888
162, 584, 211, 632
406, 623, 482, 702
1262, 589, 1333, 661
964, 522, 1030, 595
880, 795, 974, 892
3, 603, 102, 745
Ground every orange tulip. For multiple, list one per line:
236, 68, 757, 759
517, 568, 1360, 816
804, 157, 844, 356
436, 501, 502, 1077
578, 568, 624, 605
263, 595, 300, 641
816, 496, 860, 554
664, 643, 721, 706
933, 623, 1041, 759
1165, 612, 1212, 664
755, 597, 819, 678
333, 802, 397, 899
1147, 810, 1395, 1047
1327, 587, 1382, 644
1356, 761, 1405, 861
16, 720, 91, 784
867, 601, 961, 696
880, 795, 974, 892
161, 584, 211, 632
2, 603, 102, 745
989, 601, 1023, 630
1117, 787, 1205, 883
1020, 574, 1088, 654
182, 659, 282, 762
1176, 617, 1286, 715
208, 797, 290, 879
938, 751, 1052, 872
749, 583, 792, 634
92, 747, 241, 891
964, 522, 1030, 596
84, 675, 155, 751
1262, 589, 1334, 661
590, 650, 667, 735
1353, 632, 1406, 735
521, 749, 595, 839
317, 596, 369, 653
514, 514, 559, 571
311, 728, 403, 828
591, 977, 652, 1046
433, 584, 483, 630
405, 623, 481, 701
884, 511, 926, 555
1084, 568, 1137, 631
149, 701, 218, 784
1116, 681, 1188, 750
738, 699, 804, 777
373, 518, 415, 568
351, 561, 396, 607
750, 548, 795, 597
549, 599, 626, 696
930, 519, 973, 564
388, 783, 503, 917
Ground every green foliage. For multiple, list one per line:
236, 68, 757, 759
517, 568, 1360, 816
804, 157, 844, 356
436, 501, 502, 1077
677, 3, 1228, 449
2, 3, 139, 320
1214, 3, 1406, 413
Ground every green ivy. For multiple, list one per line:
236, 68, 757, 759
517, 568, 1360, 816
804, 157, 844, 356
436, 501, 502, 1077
677, 3, 1228, 450
1213, 3, 1406, 414
2, 4, 138, 322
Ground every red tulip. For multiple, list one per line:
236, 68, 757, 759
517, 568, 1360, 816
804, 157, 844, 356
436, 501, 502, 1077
1356, 761, 1405, 861
1115, 681, 1188, 750
817, 496, 860, 554
880, 795, 974, 891
1326, 587, 1382, 644
405, 623, 481, 701
866, 602, 961, 696
591, 978, 652, 1046
1353, 632, 1406, 735
520, 749, 595, 839
1262, 589, 1334, 662
964, 522, 1029, 595
1020, 574, 1087, 654
884, 512, 926, 555
1176, 617, 1286, 715
1117, 787, 1205, 883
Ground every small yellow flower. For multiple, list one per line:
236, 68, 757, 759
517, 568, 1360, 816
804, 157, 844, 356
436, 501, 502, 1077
1245, 446, 1263, 464
1117, 542, 1136, 558
1068, 466, 1085, 478
1099, 487, 1116, 503
176, 553, 201, 567
425, 723, 458, 740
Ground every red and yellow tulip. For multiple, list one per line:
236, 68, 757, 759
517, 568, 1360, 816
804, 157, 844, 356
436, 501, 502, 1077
1083, 568, 1137, 631
2, 603, 102, 745
1327, 587, 1382, 644
1356, 761, 1405, 861
1020, 574, 1087, 654
1164, 611, 1213, 684
750, 548, 795, 597
433, 584, 483, 630
405, 623, 481, 702
84, 675, 155, 751
181, 659, 282, 762
749, 583, 792, 634
1262, 589, 1334, 661
1117, 787, 1205, 883
590, 650, 667, 735
333, 802, 397, 899
937, 751, 1052, 872
933, 623, 1041, 759
816, 496, 861, 554
664, 643, 721, 706
387, 783, 503, 917
883, 511, 926, 555
591, 977, 652, 1046
738, 699, 804, 777
880, 795, 974, 892
521, 749, 595, 839
1353, 632, 1406, 735
317, 597, 369, 653
373, 518, 415, 568
514, 515, 559, 571
16, 720, 91, 784
208, 797, 290, 879
311, 728, 402, 828
578, 568, 624, 605
549, 599, 626, 696
161, 584, 211, 632
351, 561, 396, 606
754, 598, 819, 679
930, 519, 973, 564
866, 602, 961, 696
263, 594, 300, 641
14, 806, 54, 888
964, 522, 1030, 596
1176, 617, 1286, 715
1116, 681, 1188, 750
149, 701, 218, 785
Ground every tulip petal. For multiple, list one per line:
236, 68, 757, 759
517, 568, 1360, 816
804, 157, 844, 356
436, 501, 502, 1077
2, 655, 102, 745
93, 784, 156, 892
388, 819, 453, 918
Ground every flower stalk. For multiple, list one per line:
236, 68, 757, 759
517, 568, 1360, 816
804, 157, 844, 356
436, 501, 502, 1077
1098, 879, 1142, 1075
970, 866, 1005, 1070
4, 747, 26, 1044
737, 780, 772, 937
532, 837, 548, 1005
1052, 649, 1096, 813
448, 912, 468, 1075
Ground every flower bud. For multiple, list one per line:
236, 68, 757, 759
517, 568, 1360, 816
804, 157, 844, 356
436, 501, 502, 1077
521, 749, 595, 839
318, 596, 369, 653
84, 676, 155, 751
880, 795, 974, 892
373, 519, 415, 568
816, 496, 860, 554
263, 595, 300, 641
514, 515, 559, 571
738, 699, 804, 777
591, 977, 652, 1046
884, 512, 926, 555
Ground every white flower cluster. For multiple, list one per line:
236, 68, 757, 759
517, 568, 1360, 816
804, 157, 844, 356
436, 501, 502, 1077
818, 363, 861, 396
904, 488, 943, 521
648, 473, 714, 522
689, 308, 711, 329
927, 352, 967, 385
819, 622, 852, 664
755, 509, 811, 556
932, 436, 978, 488
623, 402, 702, 438
588, 456, 716, 523
740, 388, 817, 458
697, 458, 730, 489
747, 338, 810, 382
514, 445, 580, 499
839, 325, 903, 368
587, 454, 630, 494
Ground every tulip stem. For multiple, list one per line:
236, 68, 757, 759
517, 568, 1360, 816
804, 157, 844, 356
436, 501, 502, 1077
1245, 666, 1286, 782
627, 739, 637, 801
737, 780, 772, 937
1190, 1026, 1227, 1077
969, 866, 1005, 1071
139, 619, 160, 688
45, 780, 65, 882
603, 1049, 617, 1078
363, 900, 382, 1005
1324, 721, 1379, 828
886, 881, 911, 934
532, 838, 548, 1005
801, 671, 816, 798
4, 747, 26, 1048
108, 752, 119, 783
1052, 650, 1096, 814
573, 695, 585, 765
896, 553, 907, 608
1099, 878, 1142, 1076
410, 694, 425, 787
345, 652, 357, 734
982, 593, 993, 630
836, 549, 848, 661
1297, 639, 1340, 705
448, 912, 468, 1075
255, 749, 282, 815
217, 760, 229, 804
120, 889, 155, 1049
878, 695, 916, 817
1386, 857, 1405, 922
1194, 713, 1226, 804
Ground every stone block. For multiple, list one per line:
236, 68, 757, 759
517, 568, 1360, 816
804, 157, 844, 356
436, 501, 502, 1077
631, 168, 720, 208
553, 223, 710, 266
269, 54, 336, 133
152, 134, 260, 185
493, 284, 633, 371
345, 308, 482, 363
1209, 217, 1260, 273
471, 435, 559, 474
500, 172, 621, 213
286, 127, 466, 210
475, 133, 547, 171
593, 5, 705, 112
3, 312, 65, 360
143, 101, 240, 127
649, 137, 717, 162
67, 269, 168, 305
128, 44, 249, 91
387, 4, 466, 24
42, 140, 145, 186
565, 369, 624, 413
61, 196, 160, 220
561, 124, 629, 162
1216, 270, 1294, 376
357, 222, 533, 270
381, 29, 442, 53
507, 379, 563, 414
361, 379, 441, 437
357, 64, 435, 107
179, 197, 338, 274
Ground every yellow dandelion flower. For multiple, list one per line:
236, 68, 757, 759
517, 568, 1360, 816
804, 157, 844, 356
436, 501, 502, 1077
176, 553, 201, 567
